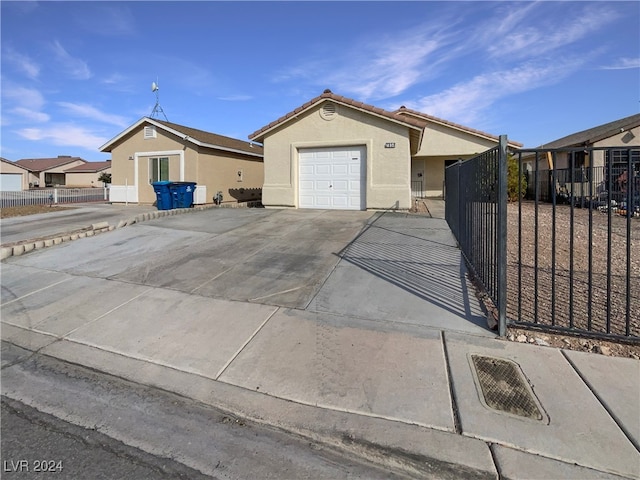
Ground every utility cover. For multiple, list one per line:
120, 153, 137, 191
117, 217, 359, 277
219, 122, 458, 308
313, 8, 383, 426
471, 355, 545, 421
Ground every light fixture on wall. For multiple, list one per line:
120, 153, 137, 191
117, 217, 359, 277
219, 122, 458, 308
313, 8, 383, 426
128, 155, 134, 160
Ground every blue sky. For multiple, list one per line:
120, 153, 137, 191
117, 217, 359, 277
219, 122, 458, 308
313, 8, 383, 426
1, 1, 638, 161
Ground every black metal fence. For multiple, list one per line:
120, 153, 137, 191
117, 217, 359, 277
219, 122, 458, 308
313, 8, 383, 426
446, 142, 639, 343
445, 135, 508, 335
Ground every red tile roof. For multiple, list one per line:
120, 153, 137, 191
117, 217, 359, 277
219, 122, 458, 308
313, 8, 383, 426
15, 156, 87, 172
394, 106, 523, 148
248, 90, 427, 141
64, 161, 112, 173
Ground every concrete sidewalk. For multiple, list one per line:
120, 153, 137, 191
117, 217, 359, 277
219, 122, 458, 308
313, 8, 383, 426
1, 203, 639, 479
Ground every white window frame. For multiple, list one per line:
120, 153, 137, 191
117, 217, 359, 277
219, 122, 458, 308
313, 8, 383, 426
149, 157, 170, 183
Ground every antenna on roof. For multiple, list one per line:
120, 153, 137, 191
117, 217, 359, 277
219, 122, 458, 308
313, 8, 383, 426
149, 78, 168, 121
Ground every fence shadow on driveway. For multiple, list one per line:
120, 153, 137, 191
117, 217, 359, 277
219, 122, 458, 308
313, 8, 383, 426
335, 213, 488, 331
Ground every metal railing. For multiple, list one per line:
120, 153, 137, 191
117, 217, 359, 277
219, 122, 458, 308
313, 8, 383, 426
445, 135, 508, 335
411, 180, 423, 198
446, 142, 639, 342
0, 187, 109, 209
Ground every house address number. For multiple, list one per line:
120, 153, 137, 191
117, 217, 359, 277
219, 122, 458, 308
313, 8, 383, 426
384, 142, 396, 148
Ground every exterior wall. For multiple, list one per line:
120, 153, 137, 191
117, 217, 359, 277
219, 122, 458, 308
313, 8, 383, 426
109, 123, 263, 205
65, 170, 111, 188
412, 155, 478, 198
41, 160, 86, 186
0, 162, 30, 190
411, 124, 499, 197
262, 104, 412, 210
416, 123, 497, 157
110, 125, 190, 204
196, 149, 264, 205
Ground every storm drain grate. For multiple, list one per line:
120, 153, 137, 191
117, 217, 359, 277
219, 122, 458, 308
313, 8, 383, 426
471, 355, 544, 421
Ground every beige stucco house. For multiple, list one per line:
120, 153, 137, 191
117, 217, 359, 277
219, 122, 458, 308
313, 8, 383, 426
64, 161, 112, 188
14, 156, 87, 187
249, 90, 521, 210
100, 118, 264, 205
0, 157, 31, 191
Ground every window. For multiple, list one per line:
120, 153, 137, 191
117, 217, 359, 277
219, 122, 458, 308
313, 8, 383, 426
149, 157, 169, 183
144, 126, 156, 139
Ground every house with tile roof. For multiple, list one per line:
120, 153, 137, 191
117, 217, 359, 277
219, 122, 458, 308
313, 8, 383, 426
0, 157, 31, 191
64, 160, 112, 187
14, 155, 88, 187
249, 90, 521, 210
100, 117, 264, 205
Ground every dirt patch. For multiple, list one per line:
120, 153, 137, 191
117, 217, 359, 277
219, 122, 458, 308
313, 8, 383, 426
1, 204, 77, 219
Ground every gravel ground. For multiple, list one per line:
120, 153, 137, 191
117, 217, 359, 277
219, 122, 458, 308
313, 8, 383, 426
505, 201, 639, 358
1, 204, 76, 218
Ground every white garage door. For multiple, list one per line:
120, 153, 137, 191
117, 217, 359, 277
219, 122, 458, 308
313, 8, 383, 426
299, 146, 365, 210
0, 174, 22, 192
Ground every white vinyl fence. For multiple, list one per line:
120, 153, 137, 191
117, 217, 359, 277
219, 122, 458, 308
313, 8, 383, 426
0, 187, 109, 208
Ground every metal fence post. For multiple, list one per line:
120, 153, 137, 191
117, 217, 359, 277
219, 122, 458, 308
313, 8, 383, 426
497, 135, 508, 336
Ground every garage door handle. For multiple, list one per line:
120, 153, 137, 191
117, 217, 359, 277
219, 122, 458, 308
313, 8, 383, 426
329, 184, 333, 188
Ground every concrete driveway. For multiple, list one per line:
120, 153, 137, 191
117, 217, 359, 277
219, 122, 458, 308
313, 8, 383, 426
4, 207, 640, 479
1, 207, 487, 334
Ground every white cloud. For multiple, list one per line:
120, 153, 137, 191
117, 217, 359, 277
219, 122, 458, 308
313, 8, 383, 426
482, 3, 619, 60
50, 40, 92, 80
11, 107, 50, 123
16, 124, 108, 151
3, 47, 40, 79
408, 59, 585, 125
56, 102, 129, 127
274, 19, 458, 101
2, 85, 46, 111
600, 57, 640, 70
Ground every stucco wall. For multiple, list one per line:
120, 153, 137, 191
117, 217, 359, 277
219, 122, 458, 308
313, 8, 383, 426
416, 123, 497, 156
65, 170, 111, 188
109, 123, 263, 205
196, 149, 263, 205
262, 103, 412, 210
412, 155, 476, 198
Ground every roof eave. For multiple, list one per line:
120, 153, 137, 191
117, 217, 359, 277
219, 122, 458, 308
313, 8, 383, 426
249, 97, 424, 143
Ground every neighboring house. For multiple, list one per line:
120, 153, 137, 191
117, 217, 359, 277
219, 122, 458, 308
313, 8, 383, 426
522, 113, 640, 201
0, 157, 31, 191
14, 156, 88, 187
248, 90, 521, 210
100, 117, 264, 205
64, 160, 112, 187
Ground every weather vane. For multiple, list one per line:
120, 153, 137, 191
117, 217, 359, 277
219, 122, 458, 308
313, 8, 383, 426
150, 79, 168, 121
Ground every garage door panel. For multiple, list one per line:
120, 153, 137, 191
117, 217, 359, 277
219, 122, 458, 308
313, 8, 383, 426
298, 146, 365, 210
0, 174, 22, 192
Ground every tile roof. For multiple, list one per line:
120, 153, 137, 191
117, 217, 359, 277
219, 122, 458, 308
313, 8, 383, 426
536, 113, 640, 149
248, 90, 427, 141
152, 119, 263, 156
15, 156, 87, 172
64, 161, 112, 173
394, 106, 523, 147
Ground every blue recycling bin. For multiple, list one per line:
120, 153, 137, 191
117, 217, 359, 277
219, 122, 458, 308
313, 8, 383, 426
151, 181, 173, 210
169, 182, 197, 208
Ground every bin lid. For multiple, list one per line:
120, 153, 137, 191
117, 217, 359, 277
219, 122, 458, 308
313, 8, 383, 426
152, 181, 172, 185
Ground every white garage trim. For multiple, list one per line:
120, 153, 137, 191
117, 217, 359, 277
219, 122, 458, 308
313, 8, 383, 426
298, 146, 366, 210
0, 173, 23, 192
